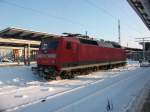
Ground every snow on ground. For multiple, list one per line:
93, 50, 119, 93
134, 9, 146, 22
0, 61, 149, 112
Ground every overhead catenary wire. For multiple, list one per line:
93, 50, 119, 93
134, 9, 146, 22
84, 0, 117, 20
83, 0, 119, 43
0, 0, 144, 41
110, 0, 143, 36
83, 0, 143, 36
0, 0, 87, 29
84, 0, 145, 48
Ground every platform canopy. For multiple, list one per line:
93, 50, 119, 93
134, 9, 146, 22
139, 42, 150, 50
0, 27, 59, 47
128, 0, 150, 30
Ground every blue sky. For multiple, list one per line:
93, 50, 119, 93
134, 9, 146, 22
0, 0, 150, 48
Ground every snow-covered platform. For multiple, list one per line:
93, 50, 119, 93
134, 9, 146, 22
0, 61, 149, 112
0, 62, 36, 67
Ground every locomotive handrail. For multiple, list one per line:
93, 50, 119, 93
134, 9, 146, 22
62, 61, 126, 71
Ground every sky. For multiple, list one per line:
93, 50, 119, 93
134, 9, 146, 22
0, 0, 150, 48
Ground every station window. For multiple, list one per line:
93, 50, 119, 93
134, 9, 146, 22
66, 42, 72, 49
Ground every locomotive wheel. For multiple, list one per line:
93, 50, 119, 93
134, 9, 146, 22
60, 71, 67, 79
67, 72, 74, 79
59, 71, 74, 79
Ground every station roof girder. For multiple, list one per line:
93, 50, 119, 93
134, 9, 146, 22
0, 27, 59, 41
128, 0, 150, 30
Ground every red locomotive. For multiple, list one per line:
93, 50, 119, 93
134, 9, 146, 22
36, 33, 126, 79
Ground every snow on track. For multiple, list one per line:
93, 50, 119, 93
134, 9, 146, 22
0, 61, 149, 112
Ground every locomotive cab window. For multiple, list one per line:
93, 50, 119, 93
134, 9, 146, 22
40, 39, 59, 50
66, 42, 72, 49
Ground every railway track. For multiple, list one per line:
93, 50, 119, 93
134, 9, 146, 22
1, 64, 146, 112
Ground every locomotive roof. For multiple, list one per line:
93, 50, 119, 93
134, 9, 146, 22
62, 33, 121, 48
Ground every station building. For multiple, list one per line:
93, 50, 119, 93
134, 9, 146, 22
0, 27, 57, 65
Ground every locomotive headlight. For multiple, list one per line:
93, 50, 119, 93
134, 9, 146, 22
47, 54, 56, 58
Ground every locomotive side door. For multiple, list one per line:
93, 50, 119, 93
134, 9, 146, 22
64, 41, 79, 67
